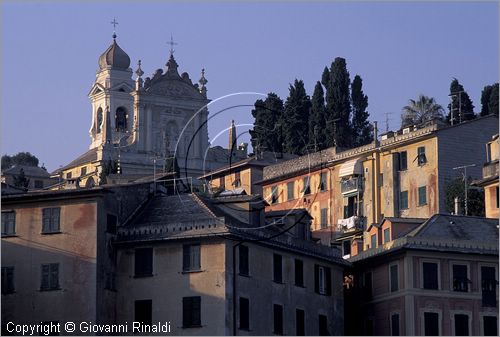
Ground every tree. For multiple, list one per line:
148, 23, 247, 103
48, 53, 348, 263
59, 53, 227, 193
447, 78, 475, 123
1, 152, 39, 170
13, 168, 30, 188
308, 81, 327, 151
480, 84, 494, 116
249, 93, 284, 155
325, 57, 352, 148
351, 75, 372, 146
444, 177, 484, 217
484, 83, 499, 116
282, 79, 311, 155
401, 95, 444, 128
321, 66, 330, 88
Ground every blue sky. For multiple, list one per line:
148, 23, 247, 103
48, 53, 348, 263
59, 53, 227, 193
2, 2, 498, 171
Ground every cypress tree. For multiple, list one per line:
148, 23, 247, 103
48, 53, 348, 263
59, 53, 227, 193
325, 57, 352, 148
249, 93, 284, 155
282, 80, 311, 155
321, 66, 330, 88
447, 78, 475, 123
351, 75, 372, 146
309, 81, 327, 151
480, 84, 494, 116
488, 83, 499, 116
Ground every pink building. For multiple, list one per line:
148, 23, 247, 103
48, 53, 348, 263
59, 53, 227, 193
346, 214, 498, 336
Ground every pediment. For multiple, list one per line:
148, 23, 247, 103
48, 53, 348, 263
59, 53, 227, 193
88, 83, 106, 96
146, 78, 204, 100
110, 82, 133, 93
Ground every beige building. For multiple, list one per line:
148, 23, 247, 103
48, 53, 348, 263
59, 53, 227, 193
115, 192, 347, 335
258, 116, 498, 251
473, 134, 499, 219
346, 214, 499, 336
1, 165, 58, 190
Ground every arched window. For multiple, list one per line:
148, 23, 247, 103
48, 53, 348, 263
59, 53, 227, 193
115, 107, 127, 132
96, 108, 103, 133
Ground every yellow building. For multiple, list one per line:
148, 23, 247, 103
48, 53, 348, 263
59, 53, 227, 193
257, 116, 498, 252
473, 134, 499, 219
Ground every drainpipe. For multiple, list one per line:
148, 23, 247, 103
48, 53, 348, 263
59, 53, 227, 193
232, 240, 244, 336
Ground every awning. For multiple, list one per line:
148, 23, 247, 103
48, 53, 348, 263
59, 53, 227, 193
338, 158, 363, 178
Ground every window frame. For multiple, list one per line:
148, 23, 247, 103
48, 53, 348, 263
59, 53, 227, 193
287, 181, 295, 201
450, 261, 470, 292
182, 296, 201, 328
480, 314, 498, 336
271, 185, 279, 204
399, 151, 408, 171
417, 146, 427, 166
183, 243, 201, 272
479, 263, 498, 307
1, 266, 15, 295
40, 263, 60, 291
390, 311, 401, 336
314, 264, 331, 296
420, 309, 442, 336
1, 211, 16, 237
389, 263, 399, 292
399, 190, 409, 210
420, 259, 440, 290
302, 176, 311, 196
41, 207, 61, 234
450, 310, 472, 336
383, 227, 391, 243
418, 186, 427, 206
134, 247, 154, 277
320, 208, 328, 229
370, 234, 377, 249
319, 172, 327, 192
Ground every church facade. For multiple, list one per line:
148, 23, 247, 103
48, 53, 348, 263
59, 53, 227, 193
56, 34, 246, 187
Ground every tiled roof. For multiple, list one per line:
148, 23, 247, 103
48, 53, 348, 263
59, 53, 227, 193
53, 148, 98, 173
2, 165, 51, 178
349, 214, 499, 262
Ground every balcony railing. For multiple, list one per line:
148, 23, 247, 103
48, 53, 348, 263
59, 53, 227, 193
483, 161, 499, 179
341, 177, 363, 194
337, 216, 364, 231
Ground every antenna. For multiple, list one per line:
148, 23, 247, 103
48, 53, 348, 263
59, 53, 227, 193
452, 163, 476, 216
384, 112, 394, 132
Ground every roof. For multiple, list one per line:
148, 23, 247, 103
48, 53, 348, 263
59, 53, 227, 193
349, 214, 499, 262
54, 148, 98, 173
1, 182, 27, 195
2, 165, 51, 178
98, 38, 131, 70
117, 192, 349, 266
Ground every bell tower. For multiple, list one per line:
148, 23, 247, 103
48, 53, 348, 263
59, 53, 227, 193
88, 26, 134, 149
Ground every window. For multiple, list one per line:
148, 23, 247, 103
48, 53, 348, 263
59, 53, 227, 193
399, 151, 408, 171
96, 107, 103, 133
287, 181, 295, 201
182, 296, 201, 328
383, 228, 391, 243
271, 185, 279, 204
399, 191, 408, 210
219, 177, 225, 190
303, 177, 310, 195
319, 315, 329, 336
66, 172, 72, 179
135, 299, 152, 325
314, 265, 331, 295
273, 304, 283, 335
42, 207, 60, 233
294, 259, 304, 287
481, 266, 497, 307
390, 264, 399, 292
40, 263, 59, 291
342, 240, 351, 257
416, 185, 427, 206
106, 214, 117, 234
319, 172, 327, 192
34, 180, 43, 188
483, 316, 498, 336
320, 208, 328, 229
424, 312, 439, 336
233, 171, 241, 188
239, 297, 249, 330
273, 254, 283, 283
454, 314, 469, 336
391, 313, 400, 336
80, 167, 87, 176
296, 309, 305, 336
1, 267, 15, 295
1, 211, 16, 236
183, 244, 201, 272
452, 264, 468, 292
239, 245, 249, 276
423, 262, 439, 289
135, 248, 153, 277
370, 234, 377, 249
115, 107, 127, 132
417, 146, 427, 165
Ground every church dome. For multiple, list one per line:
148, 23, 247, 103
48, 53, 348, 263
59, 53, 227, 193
98, 39, 131, 70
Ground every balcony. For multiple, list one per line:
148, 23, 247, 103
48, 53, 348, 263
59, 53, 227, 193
337, 216, 364, 231
341, 177, 363, 194
483, 160, 499, 179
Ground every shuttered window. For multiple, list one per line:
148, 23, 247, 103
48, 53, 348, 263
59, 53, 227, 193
423, 262, 438, 289
239, 245, 249, 276
183, 244, 201, 271
1, 211, 16, 236
1, 267, 15, 295
135, 248, 153, 277
182, 296, 201, 327
40, 263, 59, 291
42, 208, 60, 233
314, 265, 331, 295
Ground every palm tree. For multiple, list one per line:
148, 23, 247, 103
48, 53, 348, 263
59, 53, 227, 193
401, 95, 445, 128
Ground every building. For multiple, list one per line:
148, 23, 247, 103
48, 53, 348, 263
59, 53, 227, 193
198, 151, 297, 196
115, 192, 347, 335
1, 165, 58, 190
54, 33, 246, 188
473, 134, 499, 219
257, 116, 498, 247
1, 183, 151, 333
346, 214, 499, 336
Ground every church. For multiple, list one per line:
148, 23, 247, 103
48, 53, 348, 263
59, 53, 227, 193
55, 32, 247, 188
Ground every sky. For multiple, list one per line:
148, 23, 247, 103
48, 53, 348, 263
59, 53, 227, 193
2, 1, 498, 172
